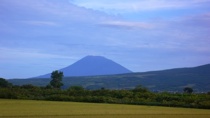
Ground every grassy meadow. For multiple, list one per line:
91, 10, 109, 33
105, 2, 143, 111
0, 99, 210, 118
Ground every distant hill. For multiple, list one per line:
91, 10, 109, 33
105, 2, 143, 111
36, 55, 132, 78
9, 64, 210, 92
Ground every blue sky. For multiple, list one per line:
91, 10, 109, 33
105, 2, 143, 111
0, 0, 210, 79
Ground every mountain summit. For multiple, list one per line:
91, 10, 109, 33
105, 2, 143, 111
37, 56, 132, 78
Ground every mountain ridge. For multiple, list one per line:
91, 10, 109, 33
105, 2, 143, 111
9, 63, 210, 92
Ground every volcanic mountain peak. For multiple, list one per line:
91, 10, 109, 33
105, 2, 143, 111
37, 55, 132, 78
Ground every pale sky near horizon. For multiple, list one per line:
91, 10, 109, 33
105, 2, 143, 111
0, 0, 210, 79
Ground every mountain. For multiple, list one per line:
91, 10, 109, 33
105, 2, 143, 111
37, 56, 132, 78
9, 63, 210, 92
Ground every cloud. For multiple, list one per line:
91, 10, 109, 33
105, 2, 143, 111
183, 12, 210, 28
20, 21, 59, 26
0, 47, 77, 79
1, 0, 210, 78
98, 20, 154, 29
0, 47, 73, 61
0, 0, 112, 23
0, 0, 70, 15
70, 0, 210, 14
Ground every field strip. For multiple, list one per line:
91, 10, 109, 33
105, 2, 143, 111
0, 99, 210, 118
1, 114, 210, 118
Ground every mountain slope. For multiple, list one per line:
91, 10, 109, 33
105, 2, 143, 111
37, 56, 132, 78
9, 63, 210, 92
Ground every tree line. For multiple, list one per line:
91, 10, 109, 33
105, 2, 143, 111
0, 70, 210, 109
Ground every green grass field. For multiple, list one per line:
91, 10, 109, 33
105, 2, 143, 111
0, 99, 209, 118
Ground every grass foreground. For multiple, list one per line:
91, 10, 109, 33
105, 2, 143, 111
0, 99, 210, 118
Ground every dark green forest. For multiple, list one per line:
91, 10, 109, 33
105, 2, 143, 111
1, 78, 210, 109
